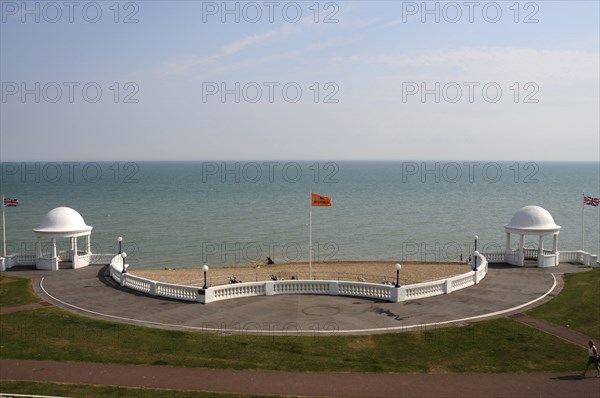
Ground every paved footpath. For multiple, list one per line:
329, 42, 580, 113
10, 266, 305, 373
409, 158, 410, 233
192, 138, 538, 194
1, 359, 600, 398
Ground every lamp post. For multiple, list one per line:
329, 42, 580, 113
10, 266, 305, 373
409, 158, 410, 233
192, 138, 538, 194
118, 236, 123, 254
473, 235, 479, 271
473, 250, 479, 271
121, 252, 127, 274
395, 263, 401, 288
202, 264, 209, 289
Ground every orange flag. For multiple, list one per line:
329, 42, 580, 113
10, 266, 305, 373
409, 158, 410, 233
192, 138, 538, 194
311, 193, 332, 207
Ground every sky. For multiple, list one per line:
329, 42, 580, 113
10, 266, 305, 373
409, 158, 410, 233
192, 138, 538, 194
1, 0, 599, 161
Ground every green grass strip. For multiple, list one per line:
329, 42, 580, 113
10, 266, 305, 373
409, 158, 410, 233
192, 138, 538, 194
0, 274, 40, 307
0, 306, 584, 373
528, 268, 600, 341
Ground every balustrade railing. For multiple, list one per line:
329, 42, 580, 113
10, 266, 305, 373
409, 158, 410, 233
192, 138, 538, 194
108, 252, 490, 304
13, 254, 36, 266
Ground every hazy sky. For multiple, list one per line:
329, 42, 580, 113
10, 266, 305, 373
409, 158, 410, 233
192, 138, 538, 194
1, 1, 599, 161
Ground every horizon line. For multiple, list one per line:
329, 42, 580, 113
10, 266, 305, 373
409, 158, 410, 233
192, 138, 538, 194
1, 159, 599, 164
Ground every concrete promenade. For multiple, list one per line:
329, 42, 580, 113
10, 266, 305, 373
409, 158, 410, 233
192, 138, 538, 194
5, 262, 592, 334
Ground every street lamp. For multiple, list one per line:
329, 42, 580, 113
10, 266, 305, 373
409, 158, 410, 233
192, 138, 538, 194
473, 235, 479, 271
202, 264, 209, 289
118, 236, 123, 254
395, 263, 401, 288
473, 250, 479, 271
121, 252, 127, 274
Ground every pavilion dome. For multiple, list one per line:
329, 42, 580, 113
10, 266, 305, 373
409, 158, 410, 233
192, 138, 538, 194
33, 207, 93, 235
504, 205, 561, 233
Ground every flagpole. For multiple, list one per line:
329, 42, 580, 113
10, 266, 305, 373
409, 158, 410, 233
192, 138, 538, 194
2, 195, 6, 257
309, 198, 312, 280
582, 192, 585, 251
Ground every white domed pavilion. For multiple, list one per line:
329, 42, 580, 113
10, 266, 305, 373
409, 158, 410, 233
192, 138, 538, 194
504, 205, 561, 267
33, 207, 93, 271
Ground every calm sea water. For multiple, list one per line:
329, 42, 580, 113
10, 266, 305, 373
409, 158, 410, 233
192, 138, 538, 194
1, 161, 599, 268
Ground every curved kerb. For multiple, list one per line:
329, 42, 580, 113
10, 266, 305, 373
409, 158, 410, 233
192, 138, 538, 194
38, 273, 557, 335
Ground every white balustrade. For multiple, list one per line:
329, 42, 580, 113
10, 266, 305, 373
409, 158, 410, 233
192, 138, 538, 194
155, 282, 198, 301
124, 275, 152, 294
338, 282, 392, 300
14, 254, 36, 265
404, 280, 446, 300
100, 249, 594, 305
211, 282, 265, 301
481, 252, 504, 262
524, 248, 538, 259
273, 281, 330, 294
451, 274, 475, 290
108, 254, 489, 304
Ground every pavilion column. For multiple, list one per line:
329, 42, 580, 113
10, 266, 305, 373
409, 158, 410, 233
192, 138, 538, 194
519, 234, 524, 255
51, 238, 57, 258
519, 234, 525, 266
86, 235, 91, 254
552, 234, 558, 253
36, 236, 42, 259
505, 232, 511, 252
72, 237, 78, 268
538, 235, 544, 257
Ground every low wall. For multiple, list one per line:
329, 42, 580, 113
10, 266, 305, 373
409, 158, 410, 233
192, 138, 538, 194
559, 251, 599, 267
0, 252, 115, 271
110, 253, 489, 304
482, 250, 599, 268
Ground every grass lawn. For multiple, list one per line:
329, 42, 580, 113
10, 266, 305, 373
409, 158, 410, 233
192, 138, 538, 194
527, 268, 600, 342
0, 380, 287, 398
0, 305, 584, 374
0, 274, 40, 307
0, 270, 595, 376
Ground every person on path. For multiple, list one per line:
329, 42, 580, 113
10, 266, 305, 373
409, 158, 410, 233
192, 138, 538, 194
581, 340, 600, 377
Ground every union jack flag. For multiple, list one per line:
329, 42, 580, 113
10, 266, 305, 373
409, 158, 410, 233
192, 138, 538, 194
3, 197, 19, 207
584, 195, 599, 207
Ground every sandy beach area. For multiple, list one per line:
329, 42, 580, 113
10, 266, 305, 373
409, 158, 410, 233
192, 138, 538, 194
130, 261, 472, 287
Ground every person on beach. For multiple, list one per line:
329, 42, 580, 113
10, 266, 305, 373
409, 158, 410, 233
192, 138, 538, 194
581, 340, 600, 377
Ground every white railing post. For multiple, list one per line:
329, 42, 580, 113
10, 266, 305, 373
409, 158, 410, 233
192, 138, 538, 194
149, 281, 157, 295
265, 281, 274, 296
397, 287, 406, 302
198, 287, 212, 304
329, 281, 339, 296
444, 279, 453, 294
390, 286, 406, 302
6, 254, 16, 269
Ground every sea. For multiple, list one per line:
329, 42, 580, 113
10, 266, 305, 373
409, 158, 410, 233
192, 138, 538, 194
1, 161, 599, 269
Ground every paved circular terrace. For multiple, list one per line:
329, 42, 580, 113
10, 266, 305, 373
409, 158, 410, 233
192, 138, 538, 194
9, 262, 592, 335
